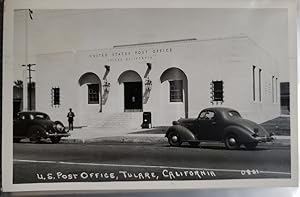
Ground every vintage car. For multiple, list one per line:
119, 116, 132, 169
165, 107, 274, 150
13, 111, 70, 143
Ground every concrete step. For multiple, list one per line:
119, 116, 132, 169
260, 116, 290, 136
83, 112, 143, 129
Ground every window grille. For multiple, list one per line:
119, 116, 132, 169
210, 80, 224, 104
169, 80, 183, 102
51, 87, 60, 107
88, 84, 99, 104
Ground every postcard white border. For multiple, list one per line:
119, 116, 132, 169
2, 0, 298, 192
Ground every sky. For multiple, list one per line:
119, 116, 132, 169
13, 8, 289, 81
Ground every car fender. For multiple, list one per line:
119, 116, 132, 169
224, 125, 254, 143
28, 125, 48, 138
54, 121, 64, 127
166, 125, 196, 141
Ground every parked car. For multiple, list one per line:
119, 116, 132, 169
165, 107, 274, 150
13, 111, 70, 143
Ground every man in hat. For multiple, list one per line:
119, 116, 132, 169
67, 108, 75, 131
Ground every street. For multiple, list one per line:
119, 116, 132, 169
13, 141, 291, 183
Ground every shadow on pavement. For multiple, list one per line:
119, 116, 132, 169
163, 144, 270, 151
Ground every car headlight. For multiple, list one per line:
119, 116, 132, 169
172, 121, 179, 125
55, 124, 64, 132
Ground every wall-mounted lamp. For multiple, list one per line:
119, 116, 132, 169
144, 63, 152, 78
144, 77, 152, 91
103, 65, 111, 81
103, 80, 110, 93
105, 65, 110, 72
102, 65, 111, 105
146, 63, 152, 70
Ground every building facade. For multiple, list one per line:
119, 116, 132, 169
36, 36, 280, 128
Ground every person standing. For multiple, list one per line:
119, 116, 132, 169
67, 108, 75, 131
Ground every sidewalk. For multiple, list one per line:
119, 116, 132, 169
62, 127, 167, 144
61, 127, 290, 146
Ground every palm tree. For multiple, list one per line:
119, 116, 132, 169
14, 80, 23, 88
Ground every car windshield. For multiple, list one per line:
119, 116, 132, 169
29, 113, 50, 120
227, 111, 241, 118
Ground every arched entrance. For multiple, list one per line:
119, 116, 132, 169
78, 72, 102, 112
160, 67, 188, 118
118, 70, 143, 112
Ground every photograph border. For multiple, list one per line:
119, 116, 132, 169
2, 0, 298, 192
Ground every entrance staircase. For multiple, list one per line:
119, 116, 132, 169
82, 112, 143, 129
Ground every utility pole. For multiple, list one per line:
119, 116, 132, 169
22, 64, 35, 110
21, 9, 33, 111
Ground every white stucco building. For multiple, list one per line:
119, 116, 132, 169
35, 35, 280, 128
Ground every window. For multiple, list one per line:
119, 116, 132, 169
252, 66, 256, 101
51, 87, 60, 106
33, 113, 50, 120
198, 111, 215, 120
199, 111, 207, 119
19, 114, 26, 120
169, 80, 183, 102
88, 84, 99, 104
280, 82, 290, 111
212, 81, 224, 102
259, 69, 262, 102
205, 111, 215, 120
228, 111, 241, 118
29, 114, 34, 120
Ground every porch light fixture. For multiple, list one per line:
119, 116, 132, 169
103, 80, 110, 93
145, 77, 152, 91
146, 63, 152, 70
104, 65, 110, 72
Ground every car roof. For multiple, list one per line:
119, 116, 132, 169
202, 107, 238, 113
18, 111, 49, 115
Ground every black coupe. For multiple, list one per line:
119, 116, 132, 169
165, 107, 274, 150
13, 111, 70, 143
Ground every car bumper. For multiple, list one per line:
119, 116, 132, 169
46, 132, 70, 138
255, 136, 274, 143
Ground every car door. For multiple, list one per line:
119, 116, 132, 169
195, 110, 217, 140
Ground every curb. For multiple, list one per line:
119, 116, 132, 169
60, 135, 290, 146
60, 136, 168, 144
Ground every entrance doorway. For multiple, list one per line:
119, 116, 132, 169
124, 82, 143, 112
118, 70, 143, 112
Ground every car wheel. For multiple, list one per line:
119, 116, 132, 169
50, 137, 61, 144
244, 142, 258, 150
189, 141, 200, 147
28, 125, 43, 143
224, 134, 240, 150
168, 132, 182, 147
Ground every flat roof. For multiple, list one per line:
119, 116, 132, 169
113, 38, 197, 48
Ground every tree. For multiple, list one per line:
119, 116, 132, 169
14, 80, 23, 88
